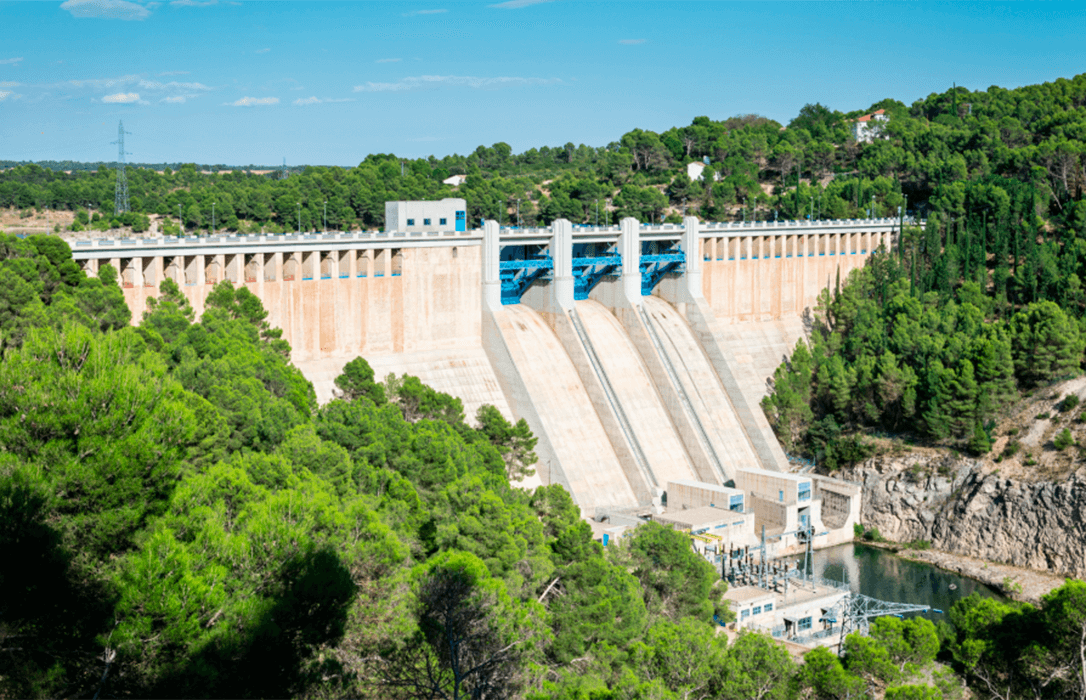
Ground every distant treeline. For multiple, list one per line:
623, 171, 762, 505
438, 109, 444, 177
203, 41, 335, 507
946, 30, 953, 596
0, 160, 291, 173
2, 73, 1084, 234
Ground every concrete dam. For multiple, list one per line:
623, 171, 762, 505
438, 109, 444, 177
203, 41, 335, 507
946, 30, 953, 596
71, 216, 900, 518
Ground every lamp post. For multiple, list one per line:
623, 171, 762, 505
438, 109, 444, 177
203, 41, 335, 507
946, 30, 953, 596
323, 200, 327, 234
517, 198, 521, 228
178, 203, 183, 236
212, 201, 216, 236
297, 202, 301, 234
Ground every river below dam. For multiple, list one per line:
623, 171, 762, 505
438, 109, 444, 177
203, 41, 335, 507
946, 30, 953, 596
792, 543, 1005, 620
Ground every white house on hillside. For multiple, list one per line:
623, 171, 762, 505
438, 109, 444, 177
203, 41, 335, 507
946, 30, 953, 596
852, 109, 889, 143
442, 174, 468, 187
686, 161, 721, 182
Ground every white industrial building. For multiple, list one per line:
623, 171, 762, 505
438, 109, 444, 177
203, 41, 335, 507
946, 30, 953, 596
385, 198, 467, 233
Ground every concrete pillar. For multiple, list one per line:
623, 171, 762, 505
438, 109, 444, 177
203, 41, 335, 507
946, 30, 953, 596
681, 216, 702, 302
152, 255, 163, 288
272, 252, 283, 281
619, 217, 641, 306
551, 218, 574, 311
349, 249, 358, 277
195, 255, 206, 285
131, 257, 144, 287
482, 220, 502, 311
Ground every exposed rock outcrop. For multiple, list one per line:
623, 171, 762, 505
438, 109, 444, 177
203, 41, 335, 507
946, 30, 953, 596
843, 455, 1086, 579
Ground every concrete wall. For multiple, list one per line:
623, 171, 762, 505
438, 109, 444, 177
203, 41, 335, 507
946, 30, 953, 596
700, 231, 888, 323
109, 243, 484, 383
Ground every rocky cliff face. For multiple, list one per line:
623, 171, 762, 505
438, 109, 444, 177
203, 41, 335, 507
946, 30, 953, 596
843, 455, 1086, 579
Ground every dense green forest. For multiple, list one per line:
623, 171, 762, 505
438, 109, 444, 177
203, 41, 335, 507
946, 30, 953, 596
2, 231, 1084, 699
3, 73, 1086, 699
3, 73, 1085, 234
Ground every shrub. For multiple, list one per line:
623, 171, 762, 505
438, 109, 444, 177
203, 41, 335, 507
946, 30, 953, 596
1037, 412, 1051, 420
853, 523, 865, 538
1002, 440, 1021, 458
1057, 394, 1080, 412
863, 526, 884, 543
1054, 428, 1075, 450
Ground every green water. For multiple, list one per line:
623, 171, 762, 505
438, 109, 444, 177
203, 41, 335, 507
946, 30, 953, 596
800, 543, 1004, 620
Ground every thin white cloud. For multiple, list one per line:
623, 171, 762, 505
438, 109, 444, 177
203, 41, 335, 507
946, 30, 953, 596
102, 92, 145, 103
60, 0, 151, 20
354, 75, 561, 92
170, 0, 217, 6
61, 74, 141, 89
138, 79, 211, 91
158, 70, 190, 76
0, 91, 13, 101
489, 0, 555, 8
618, 39, 646, 45
0, 81, 22, 88
376, 58, 402, 63
58, 75, 212, 102
228, 96, 279, 106
161, 95, 186, 103
255, 48, 270, 53
292, 96, 354, 106
404, 8, 447, 15
0, 57, 23, 65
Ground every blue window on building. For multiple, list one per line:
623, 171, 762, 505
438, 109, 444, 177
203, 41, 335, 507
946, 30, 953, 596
779, 490, 784, 502
424, 218, 431, 225
764, 603, 773, 612
729, 494, 744, 512
715, 523, 728, 529
800, 513, 810, 530
455, 210, 466, 231
752, 606, 762, 615
798, 616, 812, 632
406, 218, 415, 226
440, 218, 447, 225
798, 482, 811, 501
741, 609, 750, 619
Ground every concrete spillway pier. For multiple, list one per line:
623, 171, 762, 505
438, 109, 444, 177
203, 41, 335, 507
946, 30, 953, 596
70, 215, 904, 513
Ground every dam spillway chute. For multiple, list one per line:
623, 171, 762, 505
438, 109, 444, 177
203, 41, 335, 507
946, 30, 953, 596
639, 295, 762, 482
483, 301, 640, 512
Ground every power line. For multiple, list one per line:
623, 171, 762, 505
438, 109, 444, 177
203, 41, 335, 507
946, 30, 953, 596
111, 120, 131, 215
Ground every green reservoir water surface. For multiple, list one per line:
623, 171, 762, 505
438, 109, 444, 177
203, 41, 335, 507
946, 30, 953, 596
802, 543, 1005, 620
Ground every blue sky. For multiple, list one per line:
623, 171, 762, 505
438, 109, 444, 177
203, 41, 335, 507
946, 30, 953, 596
1, 0, 1084, 166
